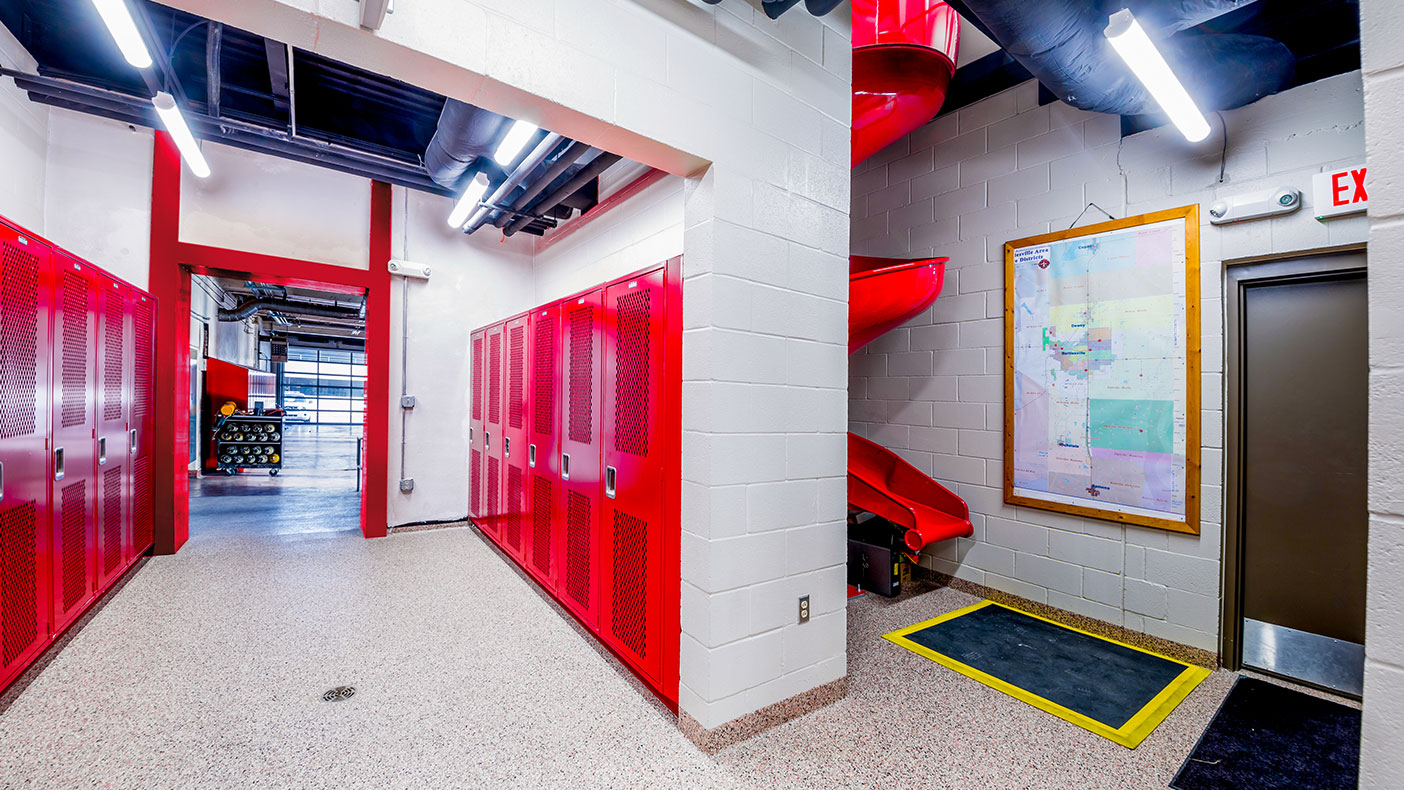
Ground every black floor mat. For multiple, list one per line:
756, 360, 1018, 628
1171, 677, 1360, 790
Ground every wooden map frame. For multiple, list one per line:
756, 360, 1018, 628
1003, 205, 1201, 534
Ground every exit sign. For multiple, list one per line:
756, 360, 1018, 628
1313, 165, 1369, 219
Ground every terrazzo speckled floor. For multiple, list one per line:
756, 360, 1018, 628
0, 455, 1357, 788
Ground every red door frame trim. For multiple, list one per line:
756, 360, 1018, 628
148, 132, 391, 552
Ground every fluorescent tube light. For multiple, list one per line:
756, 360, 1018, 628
1104, 9, 1211, 143
151, 92, 211, 178
91, 0, 153, 69
447, 172, 491, 228
493, 121, 538, 166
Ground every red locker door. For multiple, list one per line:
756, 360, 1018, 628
129, 291, 155, 555
469, 329, 484, 521
502, 314, 529, 562
94, 275, 129, 588
49, 252, 97, 632
483, 323, 504, 539
525, 304, 561, 589
600, 269, 666, 684
557, 290, 603, 630
0, 222, 54, 691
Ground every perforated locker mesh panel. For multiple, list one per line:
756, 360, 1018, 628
533, 315, 555, 436
506, 466, 523, 550
0, 241, 40, 440
566, 490, 591, 609
508, 325, 525, 430
488, 334, 501, 425
133, 456, 152, 550
487, 457, 500, 523
1, 502, 39, 668
611, 510, 649, 659
61, 270, 89, 428
470, 448, 482, 516
60, 480, 87, 610
471, 336, 482, 421
103, 290, 124, 422
133, 299, 153, 421
568, 305, 593, 445
531, 475, 552, 577
613, 290, 651, 457
102, 468, 122, 574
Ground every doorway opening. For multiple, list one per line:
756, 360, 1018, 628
1223, 249, 1368, 697
186, 274, 368, 542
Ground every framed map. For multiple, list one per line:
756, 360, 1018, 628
1003, 205, 1200, 534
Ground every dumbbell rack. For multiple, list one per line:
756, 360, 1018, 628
214, 414, 284, 476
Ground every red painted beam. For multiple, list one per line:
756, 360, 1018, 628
149, 132, 190, 554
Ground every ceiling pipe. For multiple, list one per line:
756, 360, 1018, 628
424, 99, 512, 188
463, 132, 564, 234
490, 140, 591, 229
218, 297, 363, 323
503, 152, 622, 237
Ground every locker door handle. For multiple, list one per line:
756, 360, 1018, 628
605, 466, 617, 499
504, 436, 511, 458
561, 453, 570, 481
0, 461, 4, 502
485, 432, 491, 451
469, 427, 474, 445
130, 429, 138, 455
54, 447, 65, 481
529, 443, 537, 468
98, 437, 107, 466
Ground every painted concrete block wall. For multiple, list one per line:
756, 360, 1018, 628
179, 140, 372, 270
0, 25, 47, 233
387, 186, 536, 527
1359, 0, 1404, 783
850, 71, 1368, 652
43, 110, 153, 289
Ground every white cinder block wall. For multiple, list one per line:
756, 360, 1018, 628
162, 0, 854, 730
1359, 0, 1404, 784
850, 71, 1369, 652
0, 23, 47, 231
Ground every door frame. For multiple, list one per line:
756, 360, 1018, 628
1221, 243, 1367, 669
148, 132, 393, 553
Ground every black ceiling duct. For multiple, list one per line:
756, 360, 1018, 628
218, 297, 363, 323
952, 0, 1294, 116
423, 99, 511, 188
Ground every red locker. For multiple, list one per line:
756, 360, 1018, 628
502, 314, 529, 561
600, 269, 667, 684
95, 275, 130, 587
483, 323, 504, 538
129, 291, 155, 555
469, 329, 485, 521
0, 222, 54, 691
525, 304, 561, 589
557, 290, 604, 629
49, 252, 98, 633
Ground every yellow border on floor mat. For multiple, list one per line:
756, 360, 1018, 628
884, 600, 1210, 749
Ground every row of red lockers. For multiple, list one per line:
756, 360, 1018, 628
0, 216, 158, 695
469, 259, 680, 704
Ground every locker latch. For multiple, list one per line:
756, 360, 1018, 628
469, 427, 474, 445
605, 466, 617, 499
504, 436, 511, 458
98, 437, 107, 466
561, 453, 570, 481
485, 432, 491, 451
0, 461, 4, 502
130, 429, 138, 455
529, 443, 537, 468
54, 447, 65, 481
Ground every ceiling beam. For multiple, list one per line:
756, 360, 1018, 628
264, 38, 290, 114
206, 21, 223, 118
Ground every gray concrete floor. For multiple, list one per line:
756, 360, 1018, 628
0, 428, 1356, 788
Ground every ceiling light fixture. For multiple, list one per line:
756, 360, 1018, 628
152, 92, 211, 178
493, 121, 539, 166
1104, 8, 1211, 143
447, 172, 491, 228
91, 0, 154, 69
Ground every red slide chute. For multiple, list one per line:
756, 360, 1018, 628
852, 0, 961, 165
848, 254, 973, 553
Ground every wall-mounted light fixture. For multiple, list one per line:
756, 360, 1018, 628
1104, 9, 1211, 143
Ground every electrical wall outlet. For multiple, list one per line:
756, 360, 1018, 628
399, 478, 415, 492
798, 594, 810, 624
400, 395, 416, 409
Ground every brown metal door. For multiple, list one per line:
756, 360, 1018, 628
1240, 263, 1366, 691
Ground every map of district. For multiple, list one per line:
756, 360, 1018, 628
1009, 218, 1189, 520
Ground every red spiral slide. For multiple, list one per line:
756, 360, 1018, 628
852, 0, 961, 165
848, 254, 973, 553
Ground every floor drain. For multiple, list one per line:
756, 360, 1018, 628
322, 686, 356, 702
